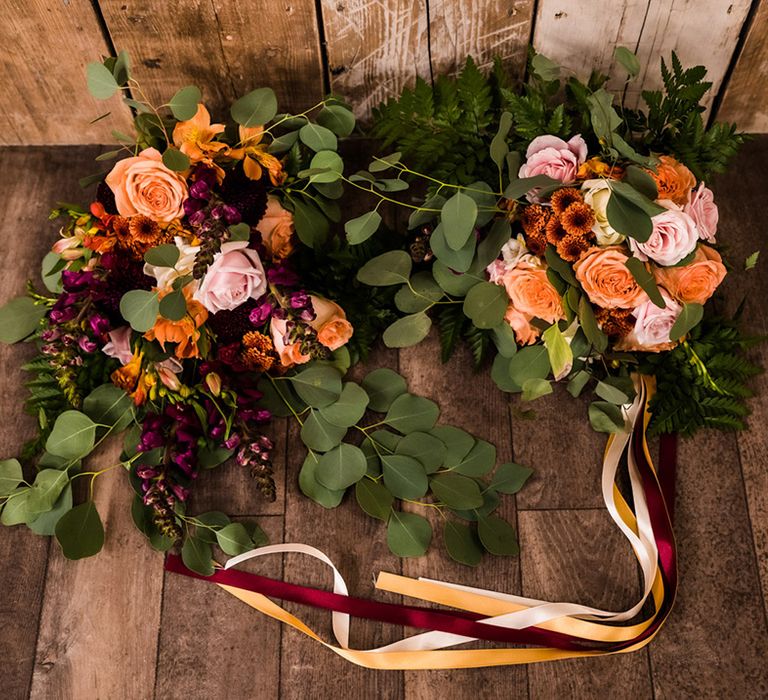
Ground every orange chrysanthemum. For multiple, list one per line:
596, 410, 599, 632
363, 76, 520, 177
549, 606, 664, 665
241, 331, 277, 372
556, 233, 591, 262
545, 216, 569, 245
520, 204, 551, 237
560, 202, 596, 237
129, 215, 161, 244
550, 188, 583, 216
595, 307, 634, 338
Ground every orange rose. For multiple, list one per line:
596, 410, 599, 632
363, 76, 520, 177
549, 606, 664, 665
654, 244, 726, 305
311, 296, 353, 351
106, 148, 188, 222
574, 246, 649, 309
501, 263, 564, 323
504, 304, 540, 345
257, 196, 296, 259
649, 155, 696, 206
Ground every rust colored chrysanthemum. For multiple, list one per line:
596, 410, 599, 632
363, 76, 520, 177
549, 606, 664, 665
560, 202, 596, 238
241, 331, 276, 372
595, 307, 635, 338
525, 229, 547, 256
550, 187, 583, 216
555, 233, 590, 262
520, 204, 551, 237
129, 215, 162, 245
112, 216, 131, 242
545, 216, 569, 245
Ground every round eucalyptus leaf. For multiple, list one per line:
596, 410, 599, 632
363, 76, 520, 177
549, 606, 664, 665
316, 104, 355, 136
168, 85, 202, 120
180, 533, 214, 575
159, 289, 188, 321
290, 365, 343, 407
345, 210, 382, 245
432, 260, 482, 297
441, 192, 478, 250
381, 454, 428, 499
310, 150, 344, 183
45, 411, 97, 461
507, 345, 551, 386
429, 224, 476, 273
383, 394, 440, 433
86, 62, 119, 99
29, 484, 73, 536
300, 411, 347, 452
231, 87, 278, 127
319, 382, 370, 427
298, 454, 346, 508
430, 426, 474, 466
0, 296, 47, 344
144, 244, 181, 268
1, 488, 32, 526
387, 511, 432, 557
382, 312, 432, 349
55, 501, 105, 560
394, 272, 443, 313
451, 439, 496, 477
395, 432, 447, 473
27, 469, 70, 515
357, 250, 413, 286
299, 123, 338, 152
315, 444, 367, 491
362, 368, 407, 412
430, 473, 484, 510
119, 289, 159, 333
162, 148, 190, 172
463, 282, 507, 329
83, 384, 134, 430
215, 523, 254, 556
490, 462, 534, 494
355, 479, 394, 521
0, 458, 23, 497
444, 520, 483, 566
477, 515, 519, 556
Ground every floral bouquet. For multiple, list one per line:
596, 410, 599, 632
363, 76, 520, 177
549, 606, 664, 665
0, 52, 359, 564
348, 50, 761, 435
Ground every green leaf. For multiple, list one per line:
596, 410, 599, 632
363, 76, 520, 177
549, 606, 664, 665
441, 192, 478, 251
451, 439, 496, 477
0, 296, 47, 343
429, 224, 476, 273
29, 484, 73, 536
215, 523, 254, 556
507, 345, 550, 386
45, 411, 97, 460
491, 462, 533, 494
268, 129, 300, 154
745, 251, 759, 271
624, 165, 658, 200
578, 296, 608, 353
316, 104, 355, 136
476, 219, 512, 269
195, 511, 230, 543
589, 401, 625, 433
669, 302, 704, 342
0, 459, 23, 496
462, 282, 507, 329
395, 432, 447, 473
315, 444, 367, 490
162, 148, 190, 172
181, 534, 214, 576
567, 370, 592, 397
369, 152, 402, 172
368, 429, 402, 453
492, 322, 518, 358
394, 272, 443, 313
587, 88, 621, 141
606, 189, 652, 241
299, 123, 338, 152
384, 394, 440, 433
198, 445, 234, 469
381, 454, 428, 499
431, 473, 483, 509
300, 410, 347, 452
119, 290, 159, 332
433, 426, 475, 468
231, 87, 278, 127
490, 111, 513, 170
444, 520, 482, 566
159, 289, 188, 322
521, 378, 552, 401
83, 384, 134, 430
361, 368, 407, 413
357, 250, 412, 286
383, 313, 432, 348
355, 479, 393, 521
112, 50, 131, 85
477, 515, 519, 555
309, 150, 344, 183
595, 380, 630, 404
298, 454, 345, 508
55, 501, 105, 560
1, 488, 32, 525
345, 210, 382, 245
614, 46, 640, 78
86, 62, 119, 99
42, 252, 64, 293
542, 323, 573, 381
228, 223, 251, 241
290, 365, 343, 407
544, 245, 579, 287
319, 382, 369, 427
144, 244, 180, 268
531, 53, 561, 81
503, 175, 558, 201
432, 261, 482, 297
625, 257, 665, 308
387, 511, 432, 557
291, 198, 329, 247
168, 85, 202, 120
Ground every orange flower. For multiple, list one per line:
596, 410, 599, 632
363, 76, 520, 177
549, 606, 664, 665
649, 155, 696, 206
501, 263, 564, 324
111, 351, 144, 392
653, 244, 726, 305
576, 157, 623, 180
229, 126, 285, 185
172, 103, 227, 164
144, 291, 208, 359
574, 246, 649, 309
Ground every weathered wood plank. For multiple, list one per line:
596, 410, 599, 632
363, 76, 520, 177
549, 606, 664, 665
717, 1, 768, 132
98, 0, 324, 120
427, 0, 535, 79
648, 430, 768, 697
399, 333, 528, 698
30, 440, 164, 700
0, 1, 132, 145
0, 147, 101, 700
155, 516, 284, 700
520, 509, 653, 698
320, 0, 431, 122
279, 343, 404, 698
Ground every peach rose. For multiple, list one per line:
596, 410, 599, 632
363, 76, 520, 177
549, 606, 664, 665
502, 262, 564, 323
684, 182, 719, 242
504, 304, 540, 345
106, 148, 188, 222
654, 244, 726, 305
649, 155, 696, 206
257, 196, 296, 259
311, 296, 353, 350
574, 246, 649, 309
270, 316, 311, 367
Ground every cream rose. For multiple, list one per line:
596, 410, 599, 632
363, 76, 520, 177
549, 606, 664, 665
257, 196, 296, 259
194, 241, 267, 313
106, 147, 188, 222
581, 179, 625, 245
654, 244, 726, 305
684, 182, 719, 242
628, 201, 699, 266
573, 246, 648, 309
143, 236, 200, 292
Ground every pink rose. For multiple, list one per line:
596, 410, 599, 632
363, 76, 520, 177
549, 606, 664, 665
518, 134, 587, 185
684, 182, 718, 242
270, 316, 310, 367
106, 148, 188, 222
618, 290, 682, 352
194, 241, 267, 313
628, 201, 698, 266
102, 326, 133, 365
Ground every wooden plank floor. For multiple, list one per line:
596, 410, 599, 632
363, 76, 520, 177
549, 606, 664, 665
1, 141, 767, 699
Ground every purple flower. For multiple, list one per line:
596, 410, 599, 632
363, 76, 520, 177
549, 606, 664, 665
183, 197, 203, 216
210, 205, 224, 221
249, 299, 274, 325
88, 313, 110, 338
49, 307, 75, 324
41, 328, 61, 342
289, 291, 310, 309
136, 466, 159, 479
77, 336, 98, 353
299, 308, 315, 323
267, 265, 300, 287
189, 179, 210, 200
224, 434, 241, 450
222, 205, 242, 225
188, 210, 207, 227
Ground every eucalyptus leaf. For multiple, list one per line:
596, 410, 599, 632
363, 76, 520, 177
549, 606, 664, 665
503, 175, 559, 201
162, 148, 190, 172
86, 62, 119, 99
578, 296, 609, 353
290, 365, 343, 407
381, 454, 428, 499
507, 345, 551, 386
387, 511, 432, 557
521, 378, 553, 401
119, 290, 159, 333
309, 150, 344, 183
395, 432, 447, 473
159, 289, 188, 322
0, 296, 47, 343
463, 282, 507, 329
291, 198, 329, 247
432, 261, 482, 296
0, 458, 23, 496
300, 410, 347, 452
531, 53, 561, 81
669, 303, 704, 342
42, 252, 65, 293
614, 46, 640, 78
319, 382, 369, 427
394, 272, 443, 313
451, 439, 496, 477
625, 257, 666, 308
355, 479, 393, 521
361, 368, 408, 412
369, 152, 402, 172
316, 104, 355, 136
181, 534, 214, 576
299, 123, 338, 152
0, 488, 32, 526
431, 473, 483, 510
432, 426, 475, 467
443, 520, 482, 566
384, 394, 439, 433
490, 111, 513, 170
298, 453, 345, 508
382, 313, 432, 348
55, 501, 105, 560
542, 323, 573, 381
357, 250, 412, 286
29, 484, 73, 536
589, 401, 625, 433
27, 469, 70, 514
441, 192, 478, 251
477, 515, 519, 556
215, 523, 254, 556
345, 210, 382, 245
315, 444, 367, 490
168, 85, 202, 120
231, 87, 278, 127
45, 411, 97, 460
144, 244, 180, 268
429, 224, 477, 273
490, 462, 533, 494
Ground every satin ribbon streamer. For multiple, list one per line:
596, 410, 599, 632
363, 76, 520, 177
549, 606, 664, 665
166, 375, 678, 669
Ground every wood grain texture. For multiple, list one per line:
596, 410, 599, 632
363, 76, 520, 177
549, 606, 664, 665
30, 440, 164, 700
427, 0, 535, 79
0, 1, 132, 145
520, 510, 653, 698
155, 517, 284, 700
0, 147, 101, 700
398, 333, 528, 698
718, 2, 768, 133
98, 0, 324, 121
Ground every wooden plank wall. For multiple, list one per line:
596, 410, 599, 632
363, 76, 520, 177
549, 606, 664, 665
0, 0, 766, 144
